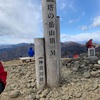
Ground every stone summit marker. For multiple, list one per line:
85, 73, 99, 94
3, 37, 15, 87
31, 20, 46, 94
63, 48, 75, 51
88, 48, 98, 60
42, 0, 61, 88
88, 48, 96, 57
34, 0, 61, 89
34, 38, 46, 89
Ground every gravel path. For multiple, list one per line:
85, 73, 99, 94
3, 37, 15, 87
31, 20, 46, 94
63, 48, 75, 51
0, 59, 100, 100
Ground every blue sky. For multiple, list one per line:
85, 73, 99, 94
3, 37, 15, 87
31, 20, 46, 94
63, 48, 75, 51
0, 0, 100, 44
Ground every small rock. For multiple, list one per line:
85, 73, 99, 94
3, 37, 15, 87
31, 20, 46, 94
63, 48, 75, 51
91, 70, 100, 77
98, 60, 100, 64
25, 95, 34, 100
72, 67, 78, 72
93, 64, 100, 69
36, 94, 40, 99
40, 88, 49, 98
62, 94, 70, 100
9, 90, 20, 98
30, 82, 35, 87
83, 71, 91, 78
89, 85, 99, 91
75, 92, 82, 98
37, 89, 43, 94
80, 64, 85, 68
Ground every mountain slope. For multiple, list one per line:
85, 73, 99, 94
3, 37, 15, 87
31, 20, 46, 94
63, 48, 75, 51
0, 42, 99, 61
61, 42, 87, 58
0, 43, 34, 61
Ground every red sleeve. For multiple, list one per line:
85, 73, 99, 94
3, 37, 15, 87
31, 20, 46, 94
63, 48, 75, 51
88, 41, 93, 48
0, 62, 7, 86
90, 41, 92, 45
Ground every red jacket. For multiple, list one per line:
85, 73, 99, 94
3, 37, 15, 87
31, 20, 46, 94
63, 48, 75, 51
0, 62, 7, 87
87, 40, 93, 48
73, 54, 79, 58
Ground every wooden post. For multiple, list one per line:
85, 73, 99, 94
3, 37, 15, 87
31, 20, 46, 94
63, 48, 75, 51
34, 38, 46, 89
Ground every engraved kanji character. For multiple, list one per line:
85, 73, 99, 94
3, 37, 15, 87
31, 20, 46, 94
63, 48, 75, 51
48, 13, 54, 19
39, 66, 43, 70
40, 77, 44, 82
49, 21, 54, 28
39, 71, 44, 76
50, 50, 55, 56
50, 38, 55, 44
49, 30, 55, 36
48, 4, 54, 11
39, 60, 43, 65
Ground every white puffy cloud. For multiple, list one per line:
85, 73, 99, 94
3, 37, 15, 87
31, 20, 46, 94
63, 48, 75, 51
60, 3, 67, 10
80, 26, 88, 31
0, 0, 42, 44
61, 31, 100, 42
79, 15, 100, 31
57, 0, 76, 11
91, 16, 100, 27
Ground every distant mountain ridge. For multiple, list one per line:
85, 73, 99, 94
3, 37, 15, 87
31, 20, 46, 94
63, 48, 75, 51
0, 43, 29, 49
0, 43, 34, 61
61, 42, 87, 58
0, 42, 100, 61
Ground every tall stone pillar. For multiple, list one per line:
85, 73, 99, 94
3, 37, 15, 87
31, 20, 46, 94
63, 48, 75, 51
56, 16, 61, 81
34, 38, 46, 89
42, 0, 60, 87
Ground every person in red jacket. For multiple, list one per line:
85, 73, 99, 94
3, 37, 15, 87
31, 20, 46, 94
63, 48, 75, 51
0, 62, 7, 94
86, 39, 94, 48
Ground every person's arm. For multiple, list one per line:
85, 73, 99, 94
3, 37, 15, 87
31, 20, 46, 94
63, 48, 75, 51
0, 62, 7, 94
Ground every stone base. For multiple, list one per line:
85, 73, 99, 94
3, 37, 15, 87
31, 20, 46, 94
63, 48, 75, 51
88, 56, 98, 60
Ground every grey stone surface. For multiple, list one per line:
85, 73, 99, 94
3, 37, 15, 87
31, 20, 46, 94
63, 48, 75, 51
83, 71, 91, 78
9, 90, 20, 98
56, 16, 61, 82
34, 38, 46, 90
98, 60, 100, 64
91, 70, 100, 77
42, 0, 60, 88
88, 48, 96, 57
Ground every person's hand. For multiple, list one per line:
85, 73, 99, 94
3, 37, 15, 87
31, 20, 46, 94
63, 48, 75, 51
0, 82, 4, 94
93, 45, 95, 48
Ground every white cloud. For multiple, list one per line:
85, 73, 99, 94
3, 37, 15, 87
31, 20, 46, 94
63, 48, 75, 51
61, 31, 100, 42
91, 16, 100, 27
79, 26, 88, 31
79, 15, 100, 31
60, 3, 66, 10
0, 0, 42, 44
57, 0, 76, 12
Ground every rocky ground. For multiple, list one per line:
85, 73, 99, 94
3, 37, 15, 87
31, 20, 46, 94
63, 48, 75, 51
0, 55, 100, 100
